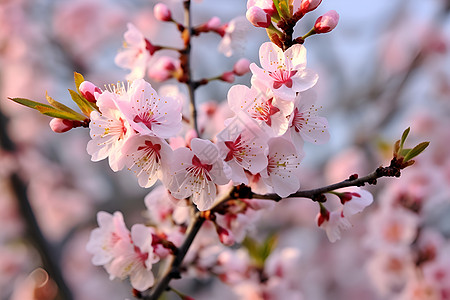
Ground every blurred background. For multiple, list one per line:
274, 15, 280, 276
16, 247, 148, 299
1, 0, 450, 299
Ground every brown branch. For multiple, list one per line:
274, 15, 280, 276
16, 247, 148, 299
252, 158, 404, 202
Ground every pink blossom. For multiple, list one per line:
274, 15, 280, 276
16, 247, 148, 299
285, 91, 329, 149
250, 42, 318, 101
233, 58, 251, 76
341, 187, 373, 217
79, 80, 102, 103
144, 185, 191, 227
216, 120, 268, 184
247, 0, 276, 16
49, 118, 74, 133
298, 0, 322, 14
246, 6, 271, 28
121, 135, 173, 188
106, 224, 159, 291
314, 10, 339, 34
365, 206, 419, 248
317, 188, 372, 242
366, 249, 415, 296
113, 79, 182, 138
86, 211, 131, 266
153, 3, 171, 22
214, 248, 251, 283
167, 138, 230, 210
218, 16, 249, 57
86, 87, 133, 172
317, 210, 352, 243
227, 84, 293, 137
115, 23, 155, 80
261, 138, 303, 198
147, 56, 180, 82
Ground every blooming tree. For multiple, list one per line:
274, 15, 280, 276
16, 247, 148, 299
4, 0, 446, 299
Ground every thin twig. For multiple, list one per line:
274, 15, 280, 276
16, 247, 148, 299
252, 158, 404, 202
181, 0, 200, 137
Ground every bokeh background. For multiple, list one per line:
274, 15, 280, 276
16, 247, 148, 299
1, 0, 450, 299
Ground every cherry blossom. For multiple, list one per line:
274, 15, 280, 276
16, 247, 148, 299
227, 84, 293, 137
317, 210, 352, 243
250, 42, 318, 102
317, 187, 373, 242
167, 138, 230, 211
285, 91, 329, 150
218, 16, 249, 57
105, 224, 159, 291
86, 211, 130, 266
260, 138, 303, 197
86, 90, 133, 172
115, 23, 154, 80
113, 79, 182, 138
314, 10, 339, 34
144, 185, 191, 228
121, 135, 173, 188
216, 120, 268, 184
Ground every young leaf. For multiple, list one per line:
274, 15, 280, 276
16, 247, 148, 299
74, 72, 85, 95
400, 127, 410, 151
45, 92, 86, 120
9, 97, 56, 111
9, 97, 86, 121
68, 89, 94, 117
403, 142, 430, 162
35, 105, 86, 120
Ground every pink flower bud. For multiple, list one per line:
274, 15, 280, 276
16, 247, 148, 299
148, 56, 179, 82
153, 3, 172, 22
216, 226, 234, 246
49, 118, 74, 133
233, 58, 251, 76
206, 17, 221, 30
300, 0, 322, 14
314, 10, 339, 34
247, 0, 276, 16
79, 81, 102, 103
246, 6, 271, 28
220, 71, 235, 83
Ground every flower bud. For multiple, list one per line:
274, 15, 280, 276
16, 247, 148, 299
79, 80, 102, 103
147, 56, 179, 82
247, 0, 276, 16
314, 10, 339, 34
220, 71, 235, 83
216, 225, 234, 246
49, 118, 74, 133
153, 3, 172, 22
206, 17, 221, 31
300, 0, 322, 14
233, 58, 251, 76
246, 6, 271, 28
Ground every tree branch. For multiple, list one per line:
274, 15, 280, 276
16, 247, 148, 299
252, 158, 404, 202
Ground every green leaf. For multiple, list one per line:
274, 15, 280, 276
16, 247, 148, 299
9, 97, 56, 111
68, 89, 94, 117
400, 127, 410, 151
278, 0, 291, 18
8, 97, 84, 121
74, 72, 85, 95
399, 148, 411, 157
35, 105, 84, 120
242, 234, 278, 267
45, 92, 86, 120
403, 142, 430, 162
272, 0, 283, 18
